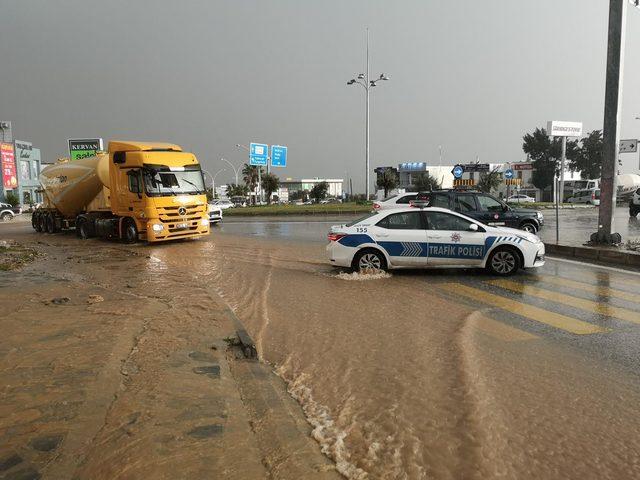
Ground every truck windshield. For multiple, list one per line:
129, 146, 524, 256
142, 165, 206, 197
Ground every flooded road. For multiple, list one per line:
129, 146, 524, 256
4, 219, 640, 479
207, 221, 640, 479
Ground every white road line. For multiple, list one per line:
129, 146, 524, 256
546, 255, 640, 277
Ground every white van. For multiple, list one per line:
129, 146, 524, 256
568, 188, 600, 205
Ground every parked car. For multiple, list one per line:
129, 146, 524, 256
208, 204, 223, 224
410, 189, 544, 233
211, 199, 234, 210
568, 188, 600, 205
506, 194, 536, 203
373, 193, 419, 210
0, 203, 22, 221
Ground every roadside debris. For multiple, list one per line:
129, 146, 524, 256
87, 294, 105, 304
0, 240, 39, 271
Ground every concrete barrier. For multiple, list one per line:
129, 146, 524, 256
545, 243, 640, 269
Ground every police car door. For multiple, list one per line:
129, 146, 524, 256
423, 211, 486, 266
371, 211, 428, 266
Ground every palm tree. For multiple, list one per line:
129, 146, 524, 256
261, 173, 280, 204
376, 169, 398, 198
242, 164, 263, 204
477, 167, 502, 193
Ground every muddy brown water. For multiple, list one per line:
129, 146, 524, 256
148, 230, 640, 480
4, 222, 640, 479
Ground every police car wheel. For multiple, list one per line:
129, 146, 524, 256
353, 249, 387, 273
487, 248, 521, 276
520, 222, 537, 234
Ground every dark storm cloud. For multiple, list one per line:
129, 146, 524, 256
1, 0, 639, 190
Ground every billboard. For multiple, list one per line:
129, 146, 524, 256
68, 138, 103, 161
1, 143, 17, 189
547, 121, 583, 137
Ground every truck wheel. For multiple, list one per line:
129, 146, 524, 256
0, 212, 12, 221
122, 218, 138, 243
37, 213, 46, 232
32, 212, 40, 231
76, 218, 90, 239
487, 247, 521, 276
45, 213, 56, 233
520, 222, 538, 234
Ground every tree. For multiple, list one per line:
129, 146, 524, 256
226, 183, 249, 197
261, 173, 279, 204
376, 169, 398, 198
409, 172, 440, 192
242, 164, 263, 203
477, 167, 502, 193
522, 127, 578, 191
570, 130, 603, 180
309, 181, 329, 203
5, 191, 19, 206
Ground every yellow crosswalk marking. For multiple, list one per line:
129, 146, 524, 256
533, 276, 640, 304
489, 279, 640, 325
442, 283, 607, 335
473, 314, 538, 342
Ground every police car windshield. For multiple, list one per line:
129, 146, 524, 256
346, 212, 378, 227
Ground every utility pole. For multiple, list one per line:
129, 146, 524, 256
594, 0, 627, 244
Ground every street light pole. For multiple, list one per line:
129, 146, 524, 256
220, 158, 240, 185
347, 29, 389, 201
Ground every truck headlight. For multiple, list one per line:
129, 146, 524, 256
152, 223, 164, 232
200, 217, 209, 226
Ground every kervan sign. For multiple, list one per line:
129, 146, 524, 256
547, 121, 583, 137
68, 138, 103, 161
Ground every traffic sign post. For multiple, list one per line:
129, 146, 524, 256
452, 165, 464, 179
505, 168, 514, 201
270, 145, 287, 167
249, 143, 268, 166
619, 139, 638, 153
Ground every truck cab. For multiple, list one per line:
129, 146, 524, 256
107, 141, 210, 241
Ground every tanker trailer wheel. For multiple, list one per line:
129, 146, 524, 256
76, 217, 91, 239
122, 218, 138, 244
32, 211, 42, 231
45, 212, 56, 233
37, 212, 46, 232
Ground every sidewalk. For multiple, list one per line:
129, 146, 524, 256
0, 239, 339, 480
544, 241, 640, 269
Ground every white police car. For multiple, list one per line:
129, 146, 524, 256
327, 206, 545, 275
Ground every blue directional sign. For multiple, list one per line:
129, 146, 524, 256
270, 145, 287, 167
452, 165, 464, 179
504, 169, 514, 180
249, 143, 268, 166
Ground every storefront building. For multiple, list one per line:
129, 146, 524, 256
15, 140, 43, 205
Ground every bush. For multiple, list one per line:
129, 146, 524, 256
5, 192, 19, 206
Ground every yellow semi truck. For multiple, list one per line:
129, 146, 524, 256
32, 140, 210, 242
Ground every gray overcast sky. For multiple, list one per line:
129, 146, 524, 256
2, 0, 640, 190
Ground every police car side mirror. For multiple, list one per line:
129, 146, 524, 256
468, 223, 479, 232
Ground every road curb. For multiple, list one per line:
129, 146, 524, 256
545, 243, 640, 269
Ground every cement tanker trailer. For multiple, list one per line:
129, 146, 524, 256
33, 140, 210, 242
